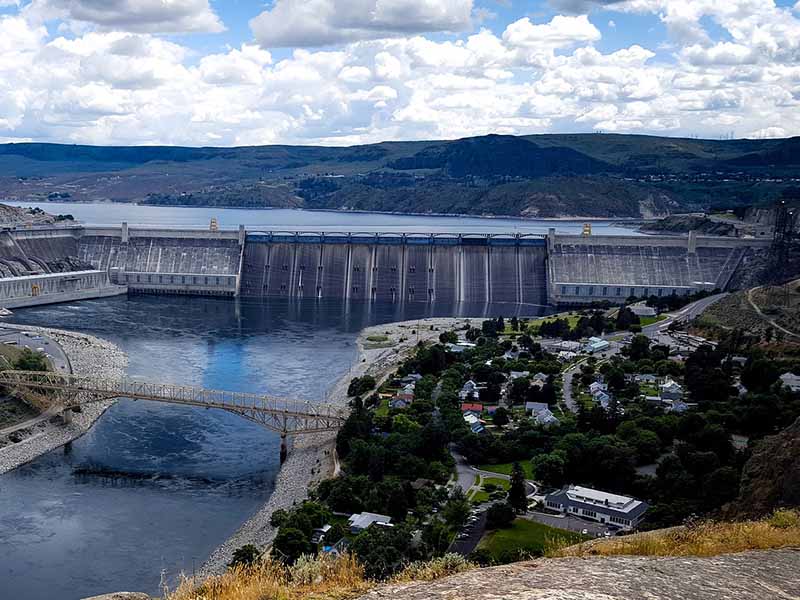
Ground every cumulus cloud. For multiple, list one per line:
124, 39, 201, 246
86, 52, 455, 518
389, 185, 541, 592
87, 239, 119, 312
1, 1, 800, 145
27, 0, 224, 33
250, 0, 473, 48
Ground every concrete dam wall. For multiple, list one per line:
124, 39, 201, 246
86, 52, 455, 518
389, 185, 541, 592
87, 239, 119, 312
239, 234, 550, 307
0, 225, 772, 309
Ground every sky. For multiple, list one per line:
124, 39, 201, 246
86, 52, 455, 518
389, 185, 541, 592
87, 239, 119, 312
0, 0, 799, 147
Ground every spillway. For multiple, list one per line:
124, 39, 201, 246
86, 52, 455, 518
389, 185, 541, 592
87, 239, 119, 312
0, 223, 772, 309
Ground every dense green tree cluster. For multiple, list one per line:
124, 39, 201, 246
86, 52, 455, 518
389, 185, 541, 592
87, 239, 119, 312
347, 375, 377, 397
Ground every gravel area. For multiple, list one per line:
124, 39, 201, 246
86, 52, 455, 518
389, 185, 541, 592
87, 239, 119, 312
200, 316, 478, 575
0, 323, 128, 474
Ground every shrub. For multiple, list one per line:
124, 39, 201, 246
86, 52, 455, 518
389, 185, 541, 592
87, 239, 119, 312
228, 544, 261, 569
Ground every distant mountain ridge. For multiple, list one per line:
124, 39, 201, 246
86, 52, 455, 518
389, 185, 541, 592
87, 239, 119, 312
0, 133, 797, 218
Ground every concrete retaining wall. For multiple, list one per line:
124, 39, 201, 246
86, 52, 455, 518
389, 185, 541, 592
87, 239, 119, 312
0, 270, 127, 308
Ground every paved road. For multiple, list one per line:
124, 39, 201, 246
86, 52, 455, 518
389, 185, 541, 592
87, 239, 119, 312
641, 293, 727, 338
0, 326, 71, 373
448, 509, 487, 556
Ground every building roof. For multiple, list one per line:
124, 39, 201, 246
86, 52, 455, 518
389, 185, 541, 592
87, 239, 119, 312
461, 402, 483, 413
348, 512, 392, 531
629, 305, 657, 317
780, 372, 800, 389
546, 485, 649, 521
525, 401, 550, 414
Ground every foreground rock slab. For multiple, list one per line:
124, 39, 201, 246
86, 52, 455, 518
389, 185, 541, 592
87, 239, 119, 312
361, 548, 800, 600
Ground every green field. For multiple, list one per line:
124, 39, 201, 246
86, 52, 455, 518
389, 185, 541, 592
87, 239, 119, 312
639, 314, 668, 327
477, 462, 535, 480
478, 519, 588, 561
374, 398, 390, 418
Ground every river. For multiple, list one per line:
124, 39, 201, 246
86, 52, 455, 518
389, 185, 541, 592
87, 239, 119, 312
0, 203, 592, 599
0, 294, 550, 600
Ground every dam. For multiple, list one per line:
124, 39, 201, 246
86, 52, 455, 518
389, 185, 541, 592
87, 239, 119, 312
0, 223, 771, 309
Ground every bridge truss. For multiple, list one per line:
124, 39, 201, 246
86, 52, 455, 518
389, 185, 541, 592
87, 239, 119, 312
0, 370, 347, 437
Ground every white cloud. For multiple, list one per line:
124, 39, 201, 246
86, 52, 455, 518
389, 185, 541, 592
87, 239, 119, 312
502, 15, 601, 49
1, 1, 800, 145
26, 0, 224, 34
250, 0, 473, 48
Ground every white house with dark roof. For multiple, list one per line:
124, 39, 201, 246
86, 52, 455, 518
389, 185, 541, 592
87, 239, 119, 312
459, 379, 479, 400
659, 377, 684, 401
780, 372, 800, 392
545, 485, 649, 531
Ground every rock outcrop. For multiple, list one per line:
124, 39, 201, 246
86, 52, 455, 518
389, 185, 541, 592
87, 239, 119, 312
360, 549, 800, 600
728, 417, 800, 519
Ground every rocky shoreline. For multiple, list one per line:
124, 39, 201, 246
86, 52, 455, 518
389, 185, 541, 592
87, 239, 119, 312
200, 316, 475, 575
0, 324, 128, 474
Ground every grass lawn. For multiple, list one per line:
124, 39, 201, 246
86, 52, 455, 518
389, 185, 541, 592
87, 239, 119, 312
479, 519, 588, 561
639, 315, 667, 327
477, 462, 535, 480
374, 398, 390, 418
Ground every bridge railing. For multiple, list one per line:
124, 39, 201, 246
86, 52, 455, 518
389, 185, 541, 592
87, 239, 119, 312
0, 370, 347, 422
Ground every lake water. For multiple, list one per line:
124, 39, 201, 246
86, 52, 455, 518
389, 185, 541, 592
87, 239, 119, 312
0, 295, 549, 600
8, 201, 643, 236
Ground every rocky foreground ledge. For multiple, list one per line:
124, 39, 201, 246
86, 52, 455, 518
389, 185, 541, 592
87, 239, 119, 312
361, 548, 800, 600
0, 324, 127, 474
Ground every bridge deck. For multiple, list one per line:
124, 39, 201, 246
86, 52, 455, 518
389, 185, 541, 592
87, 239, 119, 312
0, 370, 347, 435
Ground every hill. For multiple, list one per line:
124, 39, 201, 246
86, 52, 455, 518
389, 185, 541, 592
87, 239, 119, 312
1, 134, 798, 218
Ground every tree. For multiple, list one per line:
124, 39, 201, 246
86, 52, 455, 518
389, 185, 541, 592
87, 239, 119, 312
347, 375, 376, 397
229, 544, 261, 568
508, 462, 528, 513
531, 451, 566, 487
443, 487, 471, 530
741, 359, 780, 393
272, 527, 311, 564
439, 330, 458, 344
627, 335, 651, 361
493, 406, 510, 427
486, 502, 516, 529
14, 348, 48, 372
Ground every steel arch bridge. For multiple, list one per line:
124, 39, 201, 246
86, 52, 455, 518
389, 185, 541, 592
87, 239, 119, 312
0, 370, 347, 443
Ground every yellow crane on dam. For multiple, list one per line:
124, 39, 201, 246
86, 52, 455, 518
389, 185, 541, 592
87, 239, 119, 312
0, 370, 347, 462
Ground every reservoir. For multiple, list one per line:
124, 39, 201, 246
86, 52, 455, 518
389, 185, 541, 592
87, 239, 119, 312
0, 294, 548, 600
8, 201, 644, 235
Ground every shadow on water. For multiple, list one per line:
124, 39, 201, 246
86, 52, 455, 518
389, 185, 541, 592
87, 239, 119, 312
0, 295, 553, 600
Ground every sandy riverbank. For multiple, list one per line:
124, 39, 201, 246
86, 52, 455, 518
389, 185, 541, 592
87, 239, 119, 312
200, 316, 477, 575
0, 324, 128, 474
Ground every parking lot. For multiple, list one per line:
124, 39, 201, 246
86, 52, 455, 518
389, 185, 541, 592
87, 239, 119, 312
526, 511, 617, 537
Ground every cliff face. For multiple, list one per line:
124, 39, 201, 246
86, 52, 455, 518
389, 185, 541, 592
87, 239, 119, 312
360, 549, 800, 600
728, 418, 800, 519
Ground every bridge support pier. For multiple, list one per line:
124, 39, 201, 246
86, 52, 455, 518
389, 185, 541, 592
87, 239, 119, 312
280, 433, 288, 464
62, 408, 73, 424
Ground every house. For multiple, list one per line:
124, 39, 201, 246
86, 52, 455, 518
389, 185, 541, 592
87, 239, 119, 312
593, 391, 611, 406
485, 405, 499, 415
463, 413, 481, 426
525, 401, 550, 415
534, 407, 559, 427
399, 373, 422, 385
461, 402, 483, 414
311, 524, 332, 545
589, 381, 607, 395
459, 380, 479, 400
667, 399, 691, 413
780, 372, 800, 392
659, 377, 684, 401
397, 383, 415, 402
629, 304, 657, 318
544, 485, 649, 531
635, 374, 658, 384
348, 512, 392, 534
584, 337, 610, 354
557, 351, 578, 362
470, 421, 486, 434
508, 370, 530, 381
734, 381, 748, 398
390, 398, 410, 410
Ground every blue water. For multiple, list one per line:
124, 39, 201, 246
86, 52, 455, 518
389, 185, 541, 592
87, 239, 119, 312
0, 295, 548, 600
8, 201, 643, 236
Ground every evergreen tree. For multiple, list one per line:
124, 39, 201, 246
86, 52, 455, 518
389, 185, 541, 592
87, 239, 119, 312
508, 462, 528, 513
